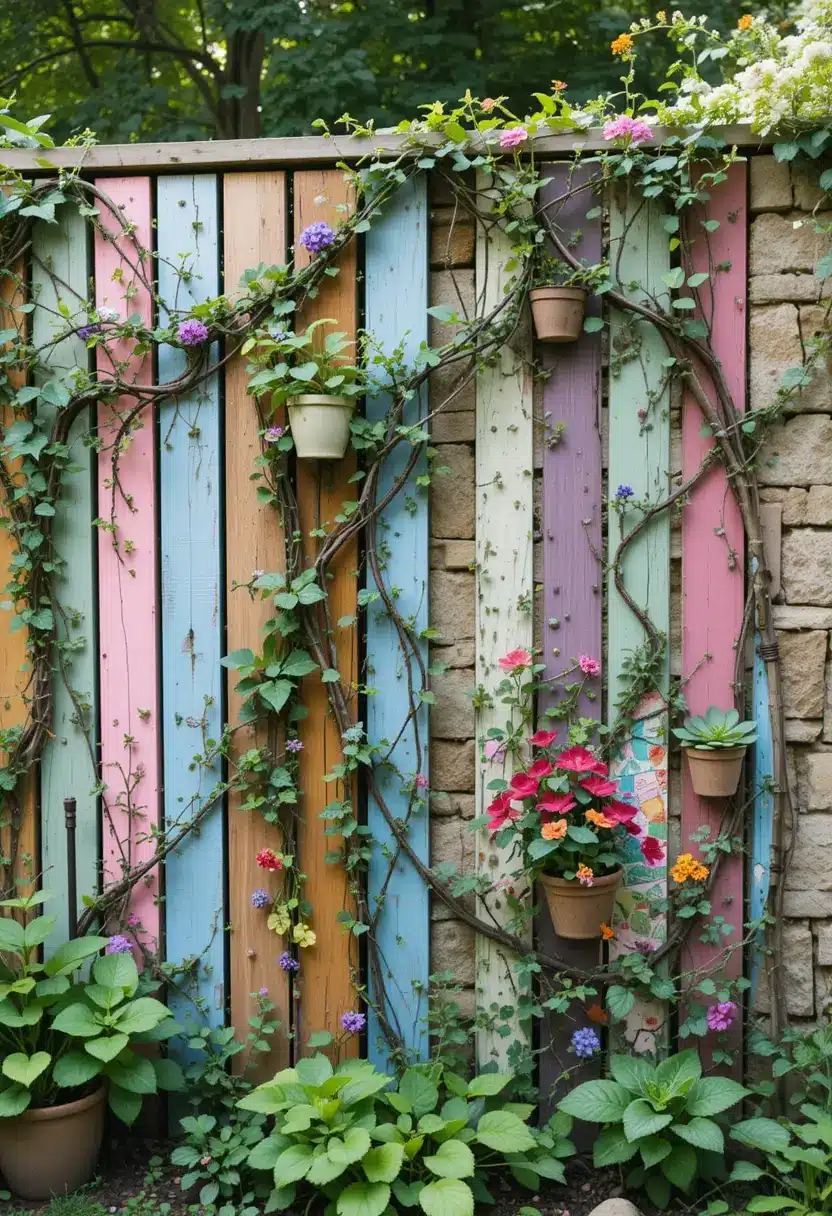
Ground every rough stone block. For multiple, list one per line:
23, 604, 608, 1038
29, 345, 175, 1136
792, 160, 826, 211
430, 790, 475, 818
750, 156, 792, 212
807, 485, 832, 525
442, 540, 475, 569
750, 274, 831, 304
433, 640, 476, 669
430, 919, 475, 985
430, 740, 475, 790
783, 487, 809, 526
749, 304, 802, 413
429, 270, 475, 345
431, 816, 475, 875
779, 629, 827, 717
825, 660, 832, 743
432, 410, 475, 443
431, 570, 475, 642
818, 924, 832, 967
798, 306, 832, 412
786, 719, 823, 743
774, 605, 832, 629
755, 920, 815, 1017
430, 668, 474, 739
750, 211, 832, 275
429, 360, 475, 414
430, 209, 475, 268
785, 890, 832, 917
803, 759, 832, 812
431, 444, 475, 539
782, 528, 832, 604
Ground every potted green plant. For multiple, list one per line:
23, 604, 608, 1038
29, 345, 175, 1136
246, 319, 368, 460
528, 251, 588, 343
0, 893, 182, 1199
672, 707, 757, 798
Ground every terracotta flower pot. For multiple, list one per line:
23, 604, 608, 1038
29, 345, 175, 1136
539, 869, 621, 940
529, 286, 587, 343
287, 394, 355, 459
0, 1084, 106, 1199
685, 746, 747, 798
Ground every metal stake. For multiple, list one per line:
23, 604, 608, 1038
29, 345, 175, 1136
64, 797, 77, 939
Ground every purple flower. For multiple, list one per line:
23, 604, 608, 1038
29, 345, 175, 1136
299, 222, 336, 254
706, 1000, 738, 1032
78, 323, 101, 341
258, 986, 269, 997
278, 951, 300, 973
106, 934, 132, 954
341, 1010, 366, 1034
571, 1027, 601, 1058
633, 939, 657, 955
286, 738, 304, 752
251, 888, 272, 909
616, 485, 634, 499
603, 115, 654, 146
177, 319, 209, 346
264, 426, 284, 444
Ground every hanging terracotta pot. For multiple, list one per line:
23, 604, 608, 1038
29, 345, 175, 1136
0, 1084, 106, 1199
684, 746, 747, 798
287, 394, 355, 460
539, 869, 621, 940
529, 286, 587, 343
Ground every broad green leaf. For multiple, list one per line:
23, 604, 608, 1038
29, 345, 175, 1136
362, 1142, 405, 1183
2, 1051, 50, 1088
153, 1057, 186, 1091
731, 1117, 791, 1154
729, 1160, 765, 1182
112, 996, 172, 1034
23, 915, 56, 950
274, 1144, 314, 1183
307, 1152, 348, 1185
423, 1139, 475, 1179
109, 1082, 142, 1125
328, 1127, 372, 1165
44, 935, 109, 976
266, 1183, 296, 1212
419, 1178, 474, 1216
247, 1136, 286, 1171
661, 1140, 698, 1191
606, 985, 636, 1022
623, 1098, 673, 1142
393, 1181, 424, 1208
559, 1079, 630, 1123
0, 1083, 31, 1116
654, 1049, 701, 1095
639, 1136, 672, 1169
0, 916, 25, 954
466, 1072, 511, 1098
53, 1050, 103, 1088
337, 1181, 391, 1216
609, 1055, 654, 1095
475, 1110, 536, 1153
399, 1070, 439, 1118
295, 1053, 333, 1088
747, 1200, 802, 1213
592, 1126, 639, 1167
85, 1033, 129, 1062
93, 952, 139, 993
51, 1000, 102, 1037
104, 1052, 157, 1094
684, 1075, 748, 1117
672, 1116, 723, 1154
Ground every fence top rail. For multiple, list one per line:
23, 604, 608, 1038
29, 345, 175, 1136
0, 124, 771, 173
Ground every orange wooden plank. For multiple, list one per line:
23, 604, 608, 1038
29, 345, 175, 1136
223, 172, 291, 1077
0, 258, 37, 899
294, 171, 358, 1055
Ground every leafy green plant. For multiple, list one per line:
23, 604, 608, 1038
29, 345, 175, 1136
238, 1053, 573, 1215
172, 1113, 268, 1209
749, 1023, 832, 1115
245, 319, 370, 409
672, 707, 757, 751
0, 893, 183, 1123
559, 1049, 748, 1208
730, 1102, 832, 1213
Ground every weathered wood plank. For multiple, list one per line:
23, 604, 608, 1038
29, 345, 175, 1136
294, 170, 359, 1056
364, 176, 430, 1069
223, 172, 291, 1076
474, 172, 534, 1070
158, 175, 225, 1047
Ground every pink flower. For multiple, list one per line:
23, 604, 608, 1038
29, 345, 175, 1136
510, 772, 540, 799
640, 835, 665, 866
528, 759, 554, 780
538, 793, 576, 816
602, 115, 654, 145
706, 1001, 738, 1032
482, 98, 496, 112
580, 776, 619, 798
529, 729, 558, 748
579, 655, 601, 677
498, 648, 532, 671
556, 746, 608, 776
499, 126, 528, 149
606, 798, 638, 823
488, 793, 522, 832
415, 773, 428, 789
484, 738, 507, 762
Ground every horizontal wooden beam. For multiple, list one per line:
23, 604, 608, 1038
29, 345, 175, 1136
1, 124, 769, 173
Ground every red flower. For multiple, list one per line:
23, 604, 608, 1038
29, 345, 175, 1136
256, 848, 284, 871
538, 793, 577, 815
510, 772, 540, 799
580, 776, 619, 798
498, 648, 532, 671
624, 819, 641, 836
528, 759, 554, 780
640, 836, 665, 866
555, 746, 608, 776
488, 793, 521, 832
605, 798, 638, 823
529, 729, 558, 748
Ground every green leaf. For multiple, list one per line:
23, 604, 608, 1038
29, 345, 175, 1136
773, 140, 800, 162
328, 1127, 372, 1165
393, 1181, 424, 1208
583, 316, 604, 333
2, 1052, 50, 1088
259, 679, 294, 714
399, 1070, 439, 1118
337, 1182, 391, 1216
475, 1110, 536, 1153
673, 1116, 723, 1154
0, 916, 25, 954
295, 1053, 333, 1088
654, 1049, 701, 1095
247, 1137, 285, 1171
51, 1001, 102, 1037
306, 1153, 348, 1185
747, 1200, 801, 1212
93, 951, 139, 993
108, 1082, 142, 1125
423, 1139, 475, 1179
639, 1136, 672, 1169
623, 1098, 673, 1142
23, 915, 56, 950
53, 1050, 103, 1088
559, 1079, 630, 1123
609, 1055, 653, 1095
729, 1161, 765, 1182
731, 1117, 791, 1154
606, 986, 636, 1022
684, 1075, 748, 1116
418, 1178, 474, 1216
44, 935, 109, 976
362, 1143, 405, 1183
153, 1058, 186, 1092
0, 1083, 31, 1116
274, 1144, 314, 1183
85, 1033, 129, 1062
112, 996, 171, 1034
661, 1140, 698, 1191
104, 1052, 157, 1094
466, 1072, 511, 1097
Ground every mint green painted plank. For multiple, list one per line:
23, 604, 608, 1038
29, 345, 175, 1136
33, 206, 99, 949
607, 188, 671, 1054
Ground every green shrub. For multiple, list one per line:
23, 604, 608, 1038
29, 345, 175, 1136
731, 1103, 832, 1214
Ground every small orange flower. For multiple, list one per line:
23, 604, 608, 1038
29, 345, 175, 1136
738, 13, 753, 29
611, 32, 634, 55
585, 808, 616, 829
587, 1002, 609, 1024
552, 80, 567, 92
670, 852, 710, 883
541, 818, 568, 841
600, 922, 615, 941
577, 864, 594, 886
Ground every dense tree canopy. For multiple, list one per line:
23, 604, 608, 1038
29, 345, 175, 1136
0, 0, 768, 143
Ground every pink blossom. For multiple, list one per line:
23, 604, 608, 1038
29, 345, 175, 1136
538, 793, 577, 816
499, 126, 528, 150
487, 793, 522, 833
602, 115, 654, 146
556, 746, 608, 776
706, 1000, 738, 1032
498, 648, 532, 671
484, 738, 507, 762
415, 773, 428, 789
640, 835, 665, 866
510, 772, 540, 799
482, 98, 496, 112
579, 655, 601, 677
580, 776, 618, 798
529, 729, 558, 748
528, 759, 554, 780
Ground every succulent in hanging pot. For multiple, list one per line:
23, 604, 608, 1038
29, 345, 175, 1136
528, 250, 592, 344
245, 318, 369, 460
672, 707, 757, 798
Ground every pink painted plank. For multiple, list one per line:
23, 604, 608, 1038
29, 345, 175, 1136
537, 166, 603, 1114
94, 178, 160, 953
680, 163, 747, 1070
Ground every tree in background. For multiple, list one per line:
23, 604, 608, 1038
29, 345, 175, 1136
0, 0, 771, 143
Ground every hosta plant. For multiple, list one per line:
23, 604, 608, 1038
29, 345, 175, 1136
559, 1049, 748, 1209
245, 318, 370, 411
730, 1103, 832, 1214
0, 894, 184, 1123
672, 707, 757, 751
239, 1053, 574, 1215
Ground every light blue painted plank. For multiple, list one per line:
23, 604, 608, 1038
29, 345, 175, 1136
365, 177, 430, 1068
33, 205, 99, 950
751, 635, 774, 996
157, 176, 225, 1051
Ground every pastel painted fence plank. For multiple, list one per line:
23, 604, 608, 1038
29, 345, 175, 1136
680, 163, 747, 1067
223, 172, 291, 1077
474, 173, 534, 1070
607, 187, 671, 1054
750, 639, 774, 999
157, 175, 225, 1042
537, 165, 603, 1106
294, 170, 359, 1057
33, 205, 98, 947
94, 177, 160, 951
365, 176, 430, 1069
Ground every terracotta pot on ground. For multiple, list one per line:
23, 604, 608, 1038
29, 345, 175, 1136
539, 868, 621, 940
0, 1084, 106, 1199
684, 746, 747, 798
287, 394, 355, 459
529, 286, 587, 343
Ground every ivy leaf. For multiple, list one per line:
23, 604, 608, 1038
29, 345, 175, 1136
259, 680, 294, 714
606, 985, 636, 1022
773, 140, 801, 161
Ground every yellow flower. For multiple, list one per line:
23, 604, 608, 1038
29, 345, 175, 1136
738, 13, 753, 29
600, 922, 615, 941
656, 10, 667, 19
670, 852, 710, 884
611, 33, 635, 55
293, 923, 317, 948
267, 905, 291, 935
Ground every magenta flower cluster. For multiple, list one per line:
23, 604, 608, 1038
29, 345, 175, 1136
299, 222, 335, 254
265, 426, 284, 444
286, 738, 304, 752
706, 1000, 738, 1032
178, 319, 209, 346
602, 115, 653, 145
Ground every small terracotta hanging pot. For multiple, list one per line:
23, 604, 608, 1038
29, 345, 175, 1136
0, 1084, 106, 1199
684, 746, 747, 798
539, 868, 621, 940
529, 286, 587, 343
287, 394, 355, 459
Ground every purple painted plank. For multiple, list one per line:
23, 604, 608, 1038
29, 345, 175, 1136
537, 166, 603, 1115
